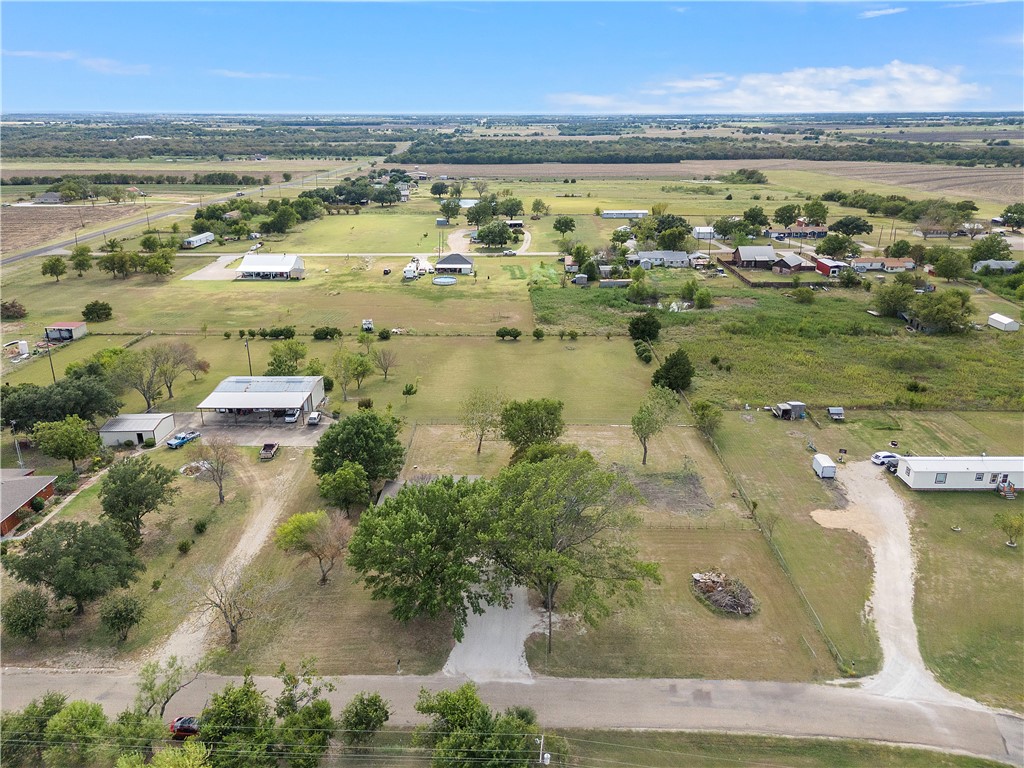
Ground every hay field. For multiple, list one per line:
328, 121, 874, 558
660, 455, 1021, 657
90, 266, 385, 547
0, 203, 152, 255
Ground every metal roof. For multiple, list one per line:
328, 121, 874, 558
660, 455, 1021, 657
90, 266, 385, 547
100, 413, 175, 432
196, 376, 323, 411
45, 322, 87, 329
900, 456, 1024, 473
437, 253, 474, 266
237, 254, 303, 272
735, 246, 776, 261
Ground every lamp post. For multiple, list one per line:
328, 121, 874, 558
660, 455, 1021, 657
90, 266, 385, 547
11, 421, 24, 469
244, 339, 252, 376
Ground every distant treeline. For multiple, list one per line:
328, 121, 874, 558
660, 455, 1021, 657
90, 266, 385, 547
2, 122, 397, 159
2, 172, 271, 186
392, 137, 1023, 166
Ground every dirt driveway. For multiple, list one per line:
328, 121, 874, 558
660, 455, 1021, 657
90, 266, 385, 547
813, 460, 984, 710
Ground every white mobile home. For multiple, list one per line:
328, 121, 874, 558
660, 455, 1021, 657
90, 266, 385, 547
895, 456, 1024, 491
601, 210, 648, 219
182, 232, 215, 249
692, 226, 718, 240
988, 313, 1020, 332
100, 413, 176, 447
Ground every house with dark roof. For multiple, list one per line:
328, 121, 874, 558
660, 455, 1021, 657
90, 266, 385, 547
435, 253, 474, 275
731, 246, 776, 269
973, 259, 1019, 274
1, 469, 57, 536
33, 191, 63, 204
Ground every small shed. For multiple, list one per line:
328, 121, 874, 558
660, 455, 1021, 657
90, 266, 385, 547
827, 407, 845, 421
45, 322, 88, 342
771, 401, 806, 420
100, 413, 177, 447
436, 218, 448, 227
812, 454, 837, 479
988, 313, 1020, 332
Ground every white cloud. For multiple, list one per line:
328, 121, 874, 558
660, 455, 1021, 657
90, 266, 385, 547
859, 7, 908, 19
546, 60, 984, 114
3, 49, 147, 75
209, 69, 291, 80
3, 49, 75, 60
80, 58, 150, 76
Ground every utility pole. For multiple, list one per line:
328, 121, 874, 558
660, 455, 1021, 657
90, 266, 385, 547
11, 421, 24, 469
244, 339, 253, 376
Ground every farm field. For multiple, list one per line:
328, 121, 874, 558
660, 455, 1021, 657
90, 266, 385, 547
0, 202, 169, 255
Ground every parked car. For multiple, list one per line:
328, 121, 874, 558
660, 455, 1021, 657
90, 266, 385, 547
502, 249, 517, 256
166, 431, 201, 449
871, 451, 901, 465
283, 409, 300, 423
169, 716, 200, 740
307, 411, 322, 426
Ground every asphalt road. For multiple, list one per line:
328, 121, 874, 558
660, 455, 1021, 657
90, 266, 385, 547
0, 669, 1020, 765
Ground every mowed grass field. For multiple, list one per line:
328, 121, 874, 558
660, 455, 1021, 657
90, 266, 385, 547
717, 409, 1024, 706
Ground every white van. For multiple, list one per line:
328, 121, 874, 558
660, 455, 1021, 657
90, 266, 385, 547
307, 411, 322, 426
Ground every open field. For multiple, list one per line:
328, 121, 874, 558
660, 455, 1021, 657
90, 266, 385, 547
526, 528, 835, 681
394, 160, 1023, 204
716, 408, 1024, 706
0, 202, 163, 255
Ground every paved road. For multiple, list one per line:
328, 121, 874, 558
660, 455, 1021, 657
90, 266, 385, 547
0, 669, 1019, 765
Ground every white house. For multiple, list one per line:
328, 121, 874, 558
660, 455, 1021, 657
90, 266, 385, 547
100, 413, 176, 447
895, 456, 1024, 491
601, 210, 648, 219
692, 226, 718, 240
988, 313, 1020, 332
435, 253, 474, 275
235, 253, 305, 280
633, 251, 693, 268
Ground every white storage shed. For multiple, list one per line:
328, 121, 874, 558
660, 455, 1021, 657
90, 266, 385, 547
44, 322, 88, 342
812, 454, 837, 479
100, 413, 176, 447
988, 313, 1020, 332
895, 456, 1024, 491
182, 232, 215, 249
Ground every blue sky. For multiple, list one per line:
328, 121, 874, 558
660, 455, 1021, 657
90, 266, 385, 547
2, 1, 1022, 113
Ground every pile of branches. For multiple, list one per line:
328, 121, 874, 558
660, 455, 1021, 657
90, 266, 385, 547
691, 569, 758, 617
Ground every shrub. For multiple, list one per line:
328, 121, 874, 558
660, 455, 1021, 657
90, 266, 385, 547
177, 539, 192, 555
151, 579, 162, 592
710, 355, 720, 365
496, 327, 511, 339
507, 327, 522, 340
906, 380, 928, 392
793, 287, 815, 304
193, 519, 208, 535
100, 593, 145, 642
143, 437, 156, 448
313, 326, 342, 340
30, 496, 46, 513
82, 301, 113, 322
258, 328, 269, 338
323, 376, 334, 393
124, 440, 136, 448
628, 312, 661, 343
694, 289, 713, 309
248, 329, 257, 338
377, 328, 392, 340
533, 328, 545, 340
357, 398, 373, 410
558, 329, 566, 340
0, 298, 28, 320
239, 330, 246, 339
55, 472, 79, 495
223, 331, 232, 339
2, 589, 49, 640
568, 330, 579, 340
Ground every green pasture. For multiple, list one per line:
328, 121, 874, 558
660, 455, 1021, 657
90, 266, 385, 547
0, 445, 256, 664
527, 528, 836, 681
823, 410, 1024, 710
714, 412, 881, 673
563, 731, 1007, 768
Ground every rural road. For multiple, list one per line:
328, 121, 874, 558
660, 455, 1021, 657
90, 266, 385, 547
1, 669, 1020, 765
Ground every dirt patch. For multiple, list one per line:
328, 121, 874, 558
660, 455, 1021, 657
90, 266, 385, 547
0, 204, 138, 255
741, 414, 755, 424
625, 464, 715, 517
